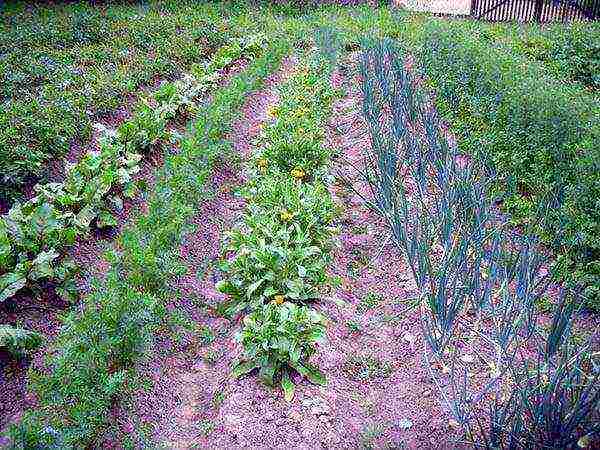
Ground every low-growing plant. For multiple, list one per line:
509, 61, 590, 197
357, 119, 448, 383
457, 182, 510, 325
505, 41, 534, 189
343, 354, 394, 381
118, 101, 168, 152
241, 173, 336, 245
514, 22, 600, 91
233, 301, 327, 401
217, 219, 332, 313
217, 173, 336, 313
255, 60, 336, 178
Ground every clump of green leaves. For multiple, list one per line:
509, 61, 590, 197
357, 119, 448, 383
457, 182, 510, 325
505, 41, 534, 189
217, 175, 336, 313
233, 301, 327, 401
0, 324, 43, 357
255, 60, 337, 179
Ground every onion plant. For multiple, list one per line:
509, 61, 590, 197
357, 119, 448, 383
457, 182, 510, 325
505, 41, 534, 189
356, 38, 599, 449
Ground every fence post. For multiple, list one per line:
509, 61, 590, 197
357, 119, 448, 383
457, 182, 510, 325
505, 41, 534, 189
534, 0, 544, 22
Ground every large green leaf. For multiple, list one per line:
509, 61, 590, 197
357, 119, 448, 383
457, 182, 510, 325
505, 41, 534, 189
232, 360, 258, 379
0, 272, 26, 302
74, 204, 97, 230
0, 324, 43, 356
29, 248, 59, 280
293, 362, 327, 386
97, 210, 118, 229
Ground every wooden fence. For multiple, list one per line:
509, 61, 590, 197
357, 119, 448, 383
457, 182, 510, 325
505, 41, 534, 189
471, 0, 600, 22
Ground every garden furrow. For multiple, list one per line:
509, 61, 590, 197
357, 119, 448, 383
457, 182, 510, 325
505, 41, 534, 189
108, 57, 297, 450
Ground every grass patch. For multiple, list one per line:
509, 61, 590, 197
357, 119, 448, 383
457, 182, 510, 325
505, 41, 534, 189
343, 354, 394, 381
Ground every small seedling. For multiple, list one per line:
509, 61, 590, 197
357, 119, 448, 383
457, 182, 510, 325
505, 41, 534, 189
357, 292, 382, 313
198, 325, 216, 346
346, 320, 362, 334
343, 354, 394, 381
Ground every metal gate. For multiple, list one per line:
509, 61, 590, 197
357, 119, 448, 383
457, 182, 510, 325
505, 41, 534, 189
471, 0, 600, 22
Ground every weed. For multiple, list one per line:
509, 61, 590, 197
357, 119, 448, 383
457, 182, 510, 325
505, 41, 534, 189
196, 420, 214, 437
357, 292, 382, 313
212, 389, 225, 410
204, 349, 222, 366
359, 422, 388, 450
198, 326, 216, 346
346, 319, 362, 334
343, 354, 394, 381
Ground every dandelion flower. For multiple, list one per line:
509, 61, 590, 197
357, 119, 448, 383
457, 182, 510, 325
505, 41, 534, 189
257, 158, 268, 168
267, 105, 278, 118
291, 167, 305, 179
274, 294, 284, 305
280, 210, 294, 222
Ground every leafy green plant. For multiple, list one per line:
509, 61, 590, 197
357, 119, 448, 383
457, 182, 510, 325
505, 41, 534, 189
256, 60, 336, 178
217, 219, 331, 313
0, 324, 43, 357
233, 302, 327, 401
118, 101, 168, 152
217, 172, 336, 313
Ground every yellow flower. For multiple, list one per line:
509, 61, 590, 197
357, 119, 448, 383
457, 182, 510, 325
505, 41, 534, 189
291, 167, 305, 180
280, 210, 294, 222
267, 105, 278, 118
274, 294, 284, 305
257, 158, 268, 168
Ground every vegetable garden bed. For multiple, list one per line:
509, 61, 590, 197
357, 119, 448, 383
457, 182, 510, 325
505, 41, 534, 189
1, 2, 598, 449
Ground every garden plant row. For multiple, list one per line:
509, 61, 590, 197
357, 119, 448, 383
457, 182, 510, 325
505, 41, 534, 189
217, 46, 338, 400
360, 38, 599, 449
0, 36, 264, 353
0, 1, 247, 202
7, 37, 291, 449
416, 22, 600, 308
